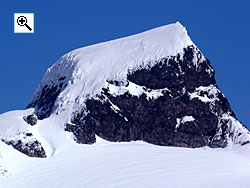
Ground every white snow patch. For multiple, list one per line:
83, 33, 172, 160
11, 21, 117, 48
125, 81, 145, 97
182, 116, 195, 123
175, 116, 195, 130
189, 84, 218, 103
221, 113, 250, 145
192, 47, 207, 68
108, 81, 171, 100
0, 109, 34, 141
145, 88, 171, 100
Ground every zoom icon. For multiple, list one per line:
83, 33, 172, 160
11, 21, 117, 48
14, 13, 34, 33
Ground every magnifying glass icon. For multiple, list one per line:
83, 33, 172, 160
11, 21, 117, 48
17, 16, 32, 31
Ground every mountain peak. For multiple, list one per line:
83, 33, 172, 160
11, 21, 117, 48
24, 22, 250, 154
30, 23, 194, 118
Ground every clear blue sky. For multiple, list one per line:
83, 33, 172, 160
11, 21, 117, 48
0, 1, 249, 128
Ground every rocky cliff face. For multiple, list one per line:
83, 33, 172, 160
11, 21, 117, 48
64, 46, 248, 148
27, 22, 250, 150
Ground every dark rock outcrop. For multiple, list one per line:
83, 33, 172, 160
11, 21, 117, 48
64, 46, 235, 148
66, 110, 96, 144
2, 133, 46, 158
23, 114, 38, 126
27, 81, 65, 120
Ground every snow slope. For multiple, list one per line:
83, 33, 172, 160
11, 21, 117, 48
0, 109, 34, 140
1, 137, 250, 188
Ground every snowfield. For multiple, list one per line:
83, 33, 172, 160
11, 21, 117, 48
0, 138, 250, 188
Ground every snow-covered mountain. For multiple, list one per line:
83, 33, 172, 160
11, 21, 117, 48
0, 22, 250, 187
26, 22, 250, 150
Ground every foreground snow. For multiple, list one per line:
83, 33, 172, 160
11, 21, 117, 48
0, 138, 250, 188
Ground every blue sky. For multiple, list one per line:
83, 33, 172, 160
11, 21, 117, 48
0, 0, 249, 128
